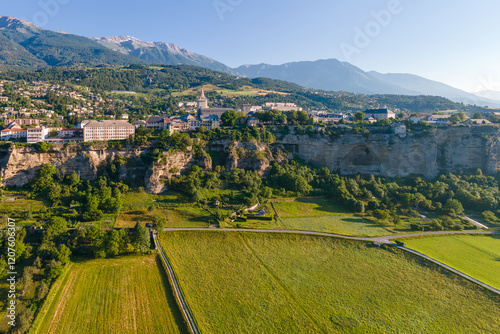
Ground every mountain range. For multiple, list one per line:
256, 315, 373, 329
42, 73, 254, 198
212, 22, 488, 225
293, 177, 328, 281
0, 16, 498, 107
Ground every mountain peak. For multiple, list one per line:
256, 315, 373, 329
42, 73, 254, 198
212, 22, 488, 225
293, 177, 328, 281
0, 16, 39, 32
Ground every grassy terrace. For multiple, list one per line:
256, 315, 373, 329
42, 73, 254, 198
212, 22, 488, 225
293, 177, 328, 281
31, 256, 187, 334
233, 197, 413, 237
403, 234, 500, 290
160, 231, 500, 333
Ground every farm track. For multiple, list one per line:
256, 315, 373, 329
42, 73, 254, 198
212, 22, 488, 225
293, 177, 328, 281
162, 227, 499, 296
153, 232, 200, 334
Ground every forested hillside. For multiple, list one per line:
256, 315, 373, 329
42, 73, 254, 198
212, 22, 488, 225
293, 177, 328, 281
0, 65, 493, 114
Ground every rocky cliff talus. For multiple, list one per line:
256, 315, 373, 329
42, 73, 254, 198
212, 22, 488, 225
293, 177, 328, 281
144, 151, 212, 194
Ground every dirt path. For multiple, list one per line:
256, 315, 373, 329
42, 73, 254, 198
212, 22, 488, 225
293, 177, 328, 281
153, 231, 200, 334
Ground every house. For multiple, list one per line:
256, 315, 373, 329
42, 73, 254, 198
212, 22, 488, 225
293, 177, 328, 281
265, 102, 302, 112
134, 120, 147, 129
0, 96, 8, 102
364, 109, 396, 120
393, 124, 407, 135
0, 128, 27, 141
145, 116, 171, 131
247, 117, 260, 127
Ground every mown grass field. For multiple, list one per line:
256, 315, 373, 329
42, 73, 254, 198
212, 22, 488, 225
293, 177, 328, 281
403, 234, 500, 290
32, 256, 187, 334
272, 198, 395, 237
160, 231, 500, 333
171, 84, 289, 98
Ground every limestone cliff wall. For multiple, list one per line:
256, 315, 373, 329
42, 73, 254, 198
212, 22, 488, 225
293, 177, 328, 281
0, 145, 146, 187
277, 126, 500, 178
1, 126, 499, 192
144, 151, 212, 194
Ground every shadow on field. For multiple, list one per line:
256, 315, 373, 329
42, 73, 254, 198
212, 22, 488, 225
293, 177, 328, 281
155, 256, 190, 334
295, 197, 351, 214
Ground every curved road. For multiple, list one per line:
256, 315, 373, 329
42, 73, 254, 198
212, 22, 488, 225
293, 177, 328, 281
163, 228, 499, 296
153, 231, 200, 334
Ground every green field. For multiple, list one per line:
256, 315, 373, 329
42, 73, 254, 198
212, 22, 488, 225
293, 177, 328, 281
403, 234, 500, 290
32, 256, 187, 334
271, 198, 395, 237
117, 191, 210, 228
160, 231, 500, 333
171, 83, 289, 98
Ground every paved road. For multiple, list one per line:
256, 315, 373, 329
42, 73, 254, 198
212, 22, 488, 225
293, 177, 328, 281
163, 227, 492, 244
163, 228, 499, 296
153, 232, 200, 334
397, 246, 500, 295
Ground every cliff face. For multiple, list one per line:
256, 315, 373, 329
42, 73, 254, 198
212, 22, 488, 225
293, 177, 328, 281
277, 126, 500, 178
1, 127, 499, 192
0, 145, 146, 187
144, 151, 212, 194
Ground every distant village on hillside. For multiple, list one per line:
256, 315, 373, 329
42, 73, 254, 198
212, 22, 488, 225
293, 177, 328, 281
0, 80, 496, 144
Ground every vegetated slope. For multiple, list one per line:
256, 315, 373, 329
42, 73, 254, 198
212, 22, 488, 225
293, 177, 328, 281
33, 256, 187, 334
160, 231, 500, 333
403, 235, 500, 290
0, 16, 145, 71
92, 35, 240, 75
0, 65, 489, 113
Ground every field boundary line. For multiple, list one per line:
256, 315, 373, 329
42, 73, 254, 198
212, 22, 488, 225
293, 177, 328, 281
153, 232, 200, 334
396, 246, 500, 296
29, 263, 74, 334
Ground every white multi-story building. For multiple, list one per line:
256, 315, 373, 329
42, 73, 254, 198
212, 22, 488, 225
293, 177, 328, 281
27, 127, 50, 143
265, 102, 303, 112
364, 109, 396, 120
0, 128, 27, 141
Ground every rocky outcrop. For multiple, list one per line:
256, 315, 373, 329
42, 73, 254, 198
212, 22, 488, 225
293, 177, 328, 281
144, 151, 212, 194
0, 144, 146, 187
1, 127, 499, 192
277, 126, 500, 178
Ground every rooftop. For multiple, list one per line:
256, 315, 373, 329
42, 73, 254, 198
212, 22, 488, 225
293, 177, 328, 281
83, 120, 134, 128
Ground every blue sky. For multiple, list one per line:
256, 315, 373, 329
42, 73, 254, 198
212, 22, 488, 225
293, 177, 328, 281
2, 0, 500, 92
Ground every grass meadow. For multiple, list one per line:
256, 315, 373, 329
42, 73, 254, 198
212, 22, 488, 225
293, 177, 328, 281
31, 256, 187, 334
160, 231, 500, 333
403, 234, 500, 290
271, 198, 396, 237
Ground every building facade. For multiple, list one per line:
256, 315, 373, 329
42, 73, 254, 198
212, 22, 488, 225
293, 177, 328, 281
82, 120, 135, 142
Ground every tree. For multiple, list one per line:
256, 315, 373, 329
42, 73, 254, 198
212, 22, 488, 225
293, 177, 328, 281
152, 216, 167, 231
106, 230, 124, 256
132, 226, 151, 253
354, 112, 366, 122
373, 209, 390, 221
53, 244, 71, 265
221, 110, 244, 126
17, 308, 34, 333
34, 142, 51, 152
444, 198, 464, 215
35, 282, 49, 300
45, 216, 68, 238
